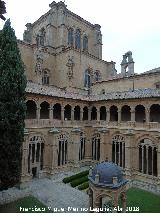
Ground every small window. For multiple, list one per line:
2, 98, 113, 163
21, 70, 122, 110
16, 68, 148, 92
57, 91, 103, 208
68, 28, 74, 46
155, 82, 160, 89
83, 35, 88, 51
101, 89, 105, 95
42, 69, 49, 85
75, 29, 81, 49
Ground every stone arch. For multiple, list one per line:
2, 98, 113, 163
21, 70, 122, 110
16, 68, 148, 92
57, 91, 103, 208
74, 105, 80, 120
53, 103, 61, 120
110, 105, 118, 121
135, 104, 145, 122
112, 134, 125, 168
100, 106, 106, 120
83, 106, 88, 120
26, 100, 37, 119
150, 104, 160, 122
121, 105, 131, 121
138, 137, 157, 176
92, 133, 101, 161
64, 104, 71, 120
91, 106, 97, 120
28, 135, 45, 178
40, 101, 49, 119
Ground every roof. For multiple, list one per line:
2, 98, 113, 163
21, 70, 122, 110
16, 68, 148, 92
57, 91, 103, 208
26, 81, 160, 101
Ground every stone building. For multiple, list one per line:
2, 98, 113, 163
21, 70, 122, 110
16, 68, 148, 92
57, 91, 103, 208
19, 1, 160, 194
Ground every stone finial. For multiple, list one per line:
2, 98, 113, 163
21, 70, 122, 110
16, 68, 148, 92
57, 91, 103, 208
89, 166, 93, 176
95, 173, 100, 184
49, 1, 57, 8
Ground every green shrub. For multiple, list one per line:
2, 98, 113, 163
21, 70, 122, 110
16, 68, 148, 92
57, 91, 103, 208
70, 176, 88, 187
78, 182, 89, 190
63, 170, 89, 183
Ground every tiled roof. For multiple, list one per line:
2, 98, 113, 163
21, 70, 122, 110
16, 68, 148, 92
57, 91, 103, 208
26, 81, 160, 101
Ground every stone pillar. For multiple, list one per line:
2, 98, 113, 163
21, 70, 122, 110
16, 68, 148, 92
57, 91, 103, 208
71, 108, 74, 121
107, 109, 110, 123
71, 127, 81, 166
112, 195, 118, 213
124, 130, 135, 179
118, 109, 121, 123
84, 127, 92, 161
121, 192, 126, 213
49, 105, 53, 120
61, 106, 64, 122
80, 108, 83, 121
131, 107, 135, 122
88, 107, 91, 121
99, 128, 109, 161
145, 107, 150, 124
97, 109, 100, 121
157, 143, 160, 180
36, 106, 40, 120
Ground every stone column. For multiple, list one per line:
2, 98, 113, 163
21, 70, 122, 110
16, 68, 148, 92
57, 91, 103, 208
106, 109, 110, 123
49, 105, 53, 120
71, 127, 81, 166
145, 107, 150, 124
88, 107, 91, 121
157, 143, 160, 180
131, 107, 135, 122
124, 130, 135, 179
112, 195, 118, 213
97, 109, 100, 121
121, 192, 126, 213
84, 126, 92, 161
118, 109, 121, 123
99, 128, 109, 161
71, 108, 74, 121
61, 106, 64, 122
36, 106, 40, 120
80, 108, 83, 121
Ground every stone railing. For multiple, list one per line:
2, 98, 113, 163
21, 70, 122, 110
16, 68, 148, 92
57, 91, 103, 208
25, 119, 160, 130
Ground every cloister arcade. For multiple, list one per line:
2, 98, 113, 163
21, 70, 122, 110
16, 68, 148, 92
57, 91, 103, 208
25, 100, 160, 124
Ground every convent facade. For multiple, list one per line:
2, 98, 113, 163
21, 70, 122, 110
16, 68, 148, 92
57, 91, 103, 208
19, 1, 160, 194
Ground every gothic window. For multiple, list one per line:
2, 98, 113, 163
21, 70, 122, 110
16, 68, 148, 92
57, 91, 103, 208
57, 134, 68, 166
42, 69, 49, 85
112, 135, 125, 168
84, 69, 91, 88
75, 29, 81, 49
79, 132, 86, 161
94, 70, 101, 81
139, 139, 157, 176
83, 35, 88, 51
92, 133, 100, 161
68, 28, 74, 46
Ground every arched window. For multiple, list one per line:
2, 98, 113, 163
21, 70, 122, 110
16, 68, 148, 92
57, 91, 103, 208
150, 104, 160, 122
64, 105, 71, 120
75, 29, 81, 49
83, 106, 88, 120
121, 105, 131, 121
79, 132, 86, 161
83, 35, 88, 51
26, 100, 37, 119
68, 28, 74, 46
40, 101, 49, 119
135, 105, 145, 122
57, 134, 68, 166
74, 105, 80, 120
92, 133, 100, 161
139, 139, 157, 176
28, 136, 44, 177
53, 103, 61, 120
84, 69, 91, 88
110, 105, 118, 121
42, 69, 49, 85
100, 106, 106, 120
112, 135, 125, 168
91, 106, 97, 120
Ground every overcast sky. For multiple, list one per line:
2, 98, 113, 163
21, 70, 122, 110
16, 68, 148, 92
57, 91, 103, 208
1, 0, 160, 73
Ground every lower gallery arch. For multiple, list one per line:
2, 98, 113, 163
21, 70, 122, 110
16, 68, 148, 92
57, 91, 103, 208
112, 135, 125, 168
92, 133, 100, 161
57, 134, 68, 166
139, 138, 157, 176
28, 135, 44, 178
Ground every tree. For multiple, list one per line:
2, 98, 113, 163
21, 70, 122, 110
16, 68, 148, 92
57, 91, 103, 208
0, 19, 26, 190
0, 0, 6, 20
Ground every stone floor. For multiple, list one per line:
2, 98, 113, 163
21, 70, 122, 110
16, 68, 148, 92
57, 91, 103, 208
0, 167, 90, 213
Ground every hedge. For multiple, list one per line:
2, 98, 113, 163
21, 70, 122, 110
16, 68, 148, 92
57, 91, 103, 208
78, 182, 89, 190
63, 170, 89, 183
70, 176, 88, 187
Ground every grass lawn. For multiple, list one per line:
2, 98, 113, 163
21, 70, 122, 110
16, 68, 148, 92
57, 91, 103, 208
121, 187, 160, 213
0, 196, 53, 213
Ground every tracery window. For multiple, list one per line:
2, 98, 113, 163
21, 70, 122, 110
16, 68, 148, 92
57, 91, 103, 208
42, 69, 49, 85
112, 135, 125, 168
83, 35, 88, 51
57, 134, 68, 166
75, 29, 81, 49
139, 139, 157, 176
79, 132, 86, 161
92, 133, 100, 161
68, 28, 74, 46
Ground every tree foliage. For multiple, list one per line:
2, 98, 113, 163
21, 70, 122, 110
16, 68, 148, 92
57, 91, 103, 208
0, 19, 26, 190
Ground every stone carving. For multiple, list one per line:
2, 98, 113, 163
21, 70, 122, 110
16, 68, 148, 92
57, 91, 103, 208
35, 51, 43, 75
23, 23, 32, 42
66, 56, 75, 79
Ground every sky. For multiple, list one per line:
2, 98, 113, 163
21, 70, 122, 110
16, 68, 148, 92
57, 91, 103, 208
0, 0, 160, 73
